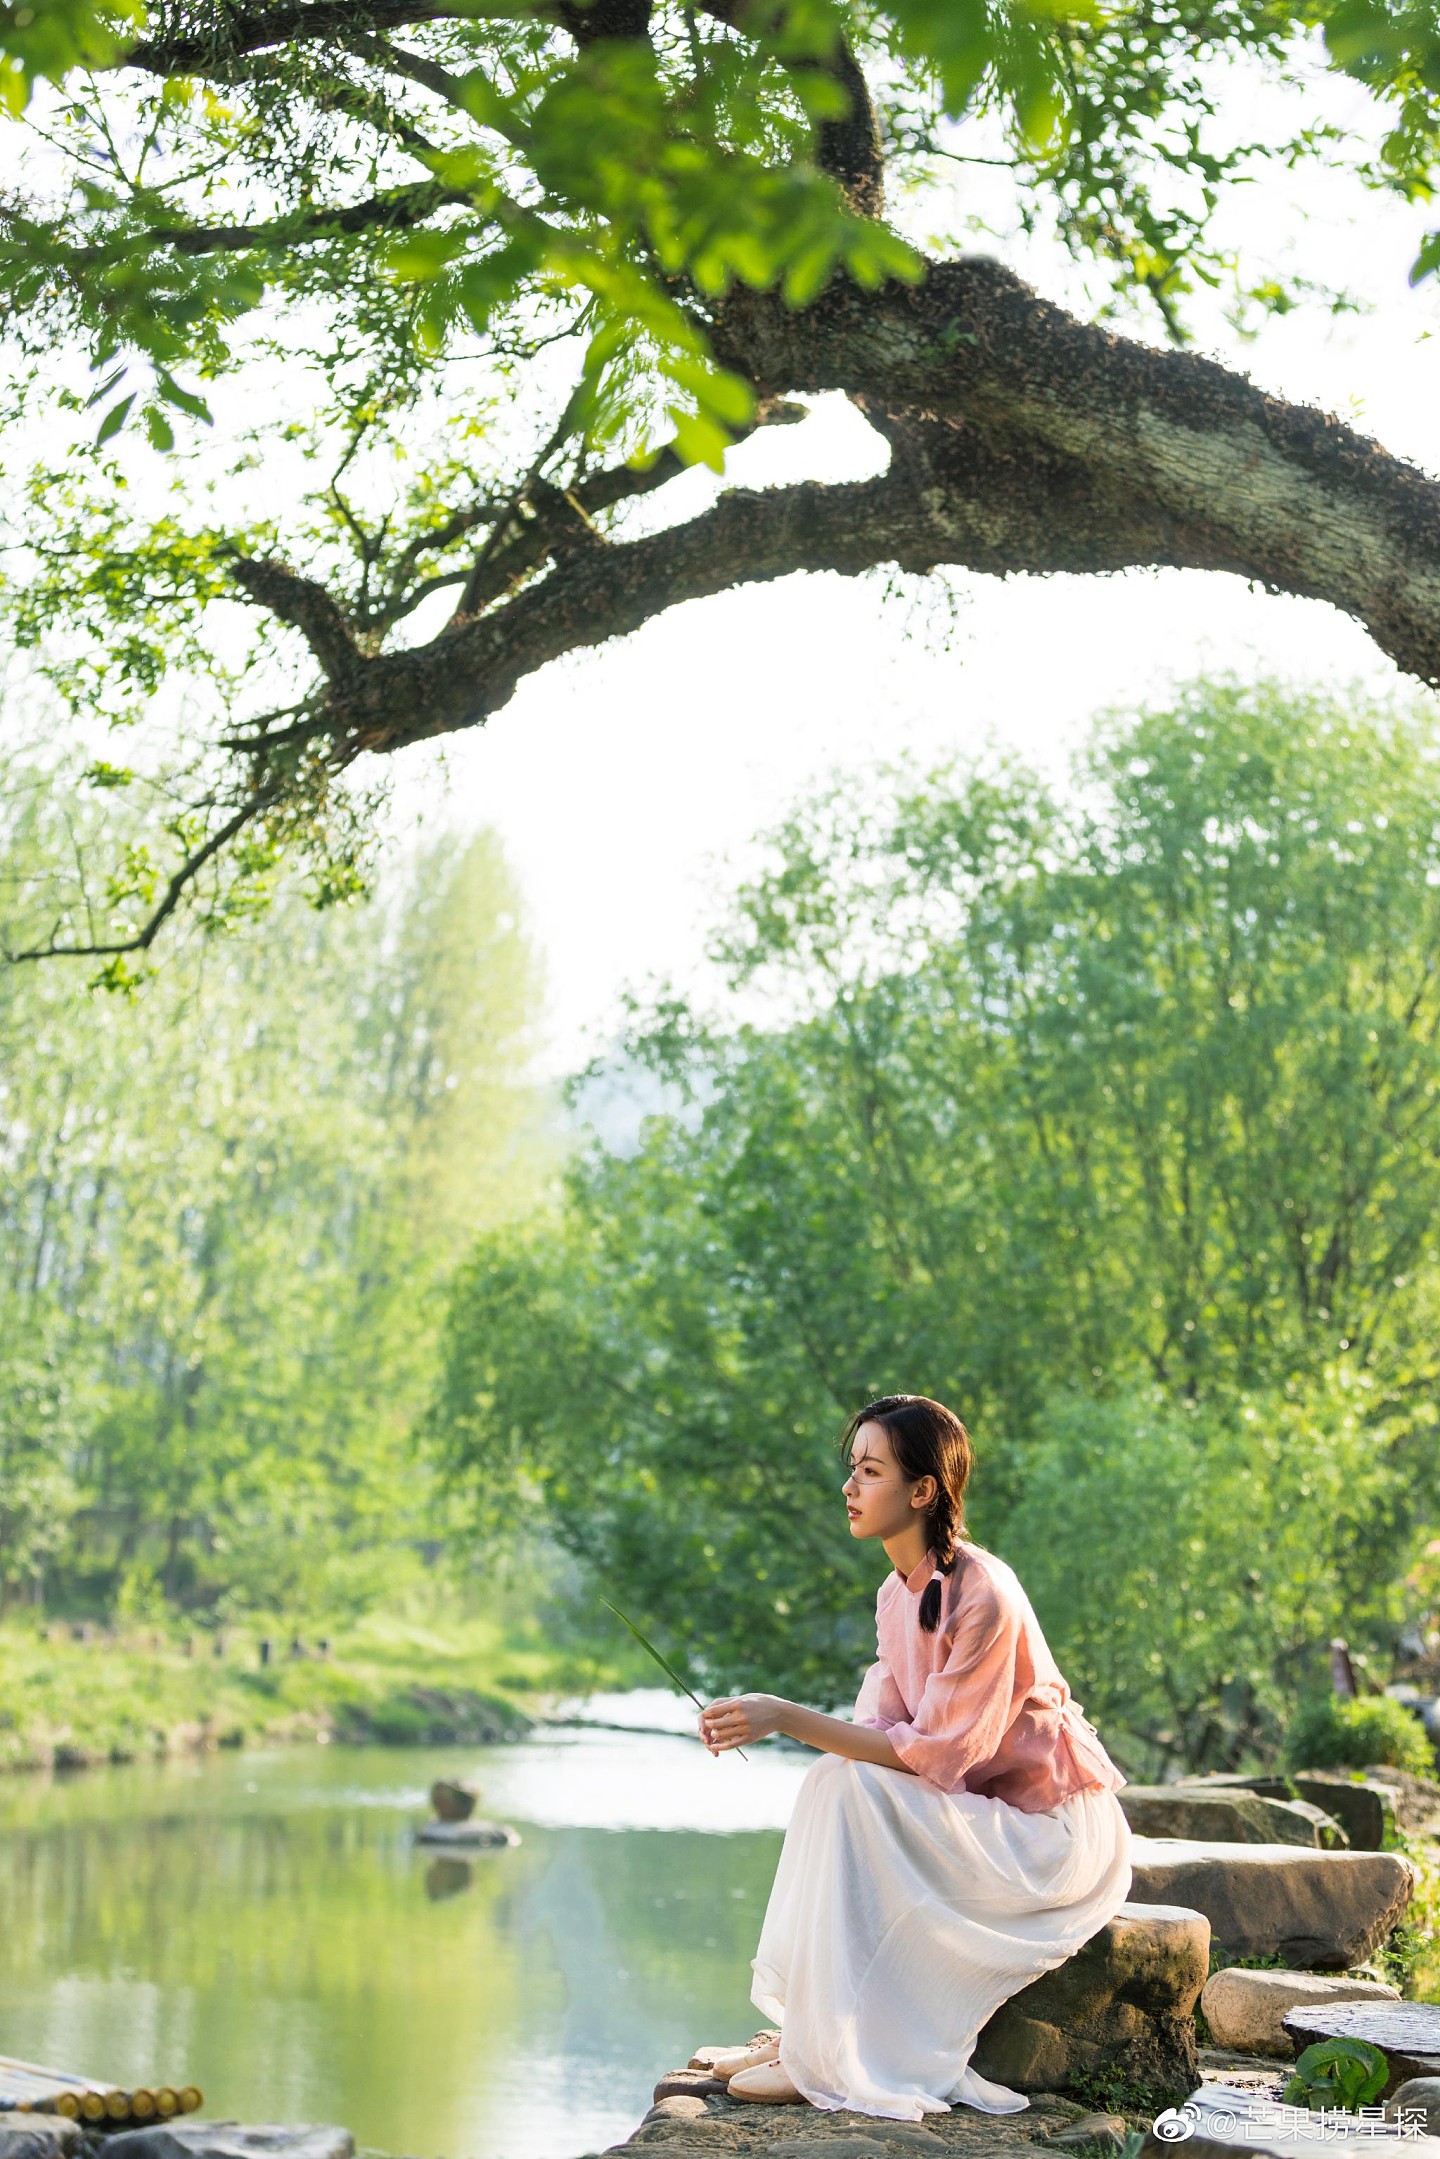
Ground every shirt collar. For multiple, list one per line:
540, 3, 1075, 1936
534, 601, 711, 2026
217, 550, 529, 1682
898, 1547, 939, 1596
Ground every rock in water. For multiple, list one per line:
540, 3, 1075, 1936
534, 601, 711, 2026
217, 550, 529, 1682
0, 2113, 83, 2159
1202, 1967, 1400, 2058
1129, 1838, 1416, 1968
971, 1900, 1210, 2098
429, 1780, 480, 1823
414, 1819, 518, 1848
103, 2131, 353, 2159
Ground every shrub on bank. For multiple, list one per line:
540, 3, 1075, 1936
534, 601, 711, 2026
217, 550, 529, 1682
1282, 1694, 1433, 1777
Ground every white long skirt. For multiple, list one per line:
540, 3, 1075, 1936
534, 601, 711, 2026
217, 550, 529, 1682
750, 1754, 1134, 2121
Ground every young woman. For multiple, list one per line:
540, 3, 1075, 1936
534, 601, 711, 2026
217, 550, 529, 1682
697, 1393, 1132, 2121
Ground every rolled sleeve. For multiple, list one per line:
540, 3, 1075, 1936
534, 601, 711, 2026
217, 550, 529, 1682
853, 1653, 907, 1730
885, 1579, 1020, 1792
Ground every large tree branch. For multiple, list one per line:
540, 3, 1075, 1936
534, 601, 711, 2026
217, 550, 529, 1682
121, 0, 513, 75
718, 258, 1440, 678
220, 393, 807, 722
226, 253, 1440, 762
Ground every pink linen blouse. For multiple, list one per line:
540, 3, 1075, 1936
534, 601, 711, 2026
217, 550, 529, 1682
852, 1539, 1128, 1813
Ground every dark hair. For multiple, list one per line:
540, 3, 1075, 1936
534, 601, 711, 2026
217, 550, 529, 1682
839, 1394, 974, 1633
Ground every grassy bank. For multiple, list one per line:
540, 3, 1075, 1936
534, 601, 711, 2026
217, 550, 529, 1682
0, 1608, 628, 1772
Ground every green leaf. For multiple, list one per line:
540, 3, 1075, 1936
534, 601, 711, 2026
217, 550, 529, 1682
155, 372, 213, 424
668, 405, 732, 471
83, 364, 126, 412
95, 391, 135, 445
667, 355, 757, 428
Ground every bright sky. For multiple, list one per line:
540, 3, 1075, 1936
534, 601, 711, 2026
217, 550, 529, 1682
385, 85, 1440, 1076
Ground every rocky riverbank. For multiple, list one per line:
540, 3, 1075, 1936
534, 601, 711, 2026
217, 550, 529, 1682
597, 1774, 1440, 2159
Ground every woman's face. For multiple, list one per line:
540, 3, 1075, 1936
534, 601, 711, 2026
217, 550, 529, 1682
842, 1420, 932, 1542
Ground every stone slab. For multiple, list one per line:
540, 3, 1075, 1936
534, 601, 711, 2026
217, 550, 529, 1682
1129, 1840, 1416, 1969
1202, 1970, 1400, 2058
1281, 2004, 1440, 2101
102, 2129, 354, 2159
617, 2092, 1092, 2159
1121, 1790, 1345, 1849
0, 2116, 82, 2159
1292, 1780, 1399, 1854
1181, 1775, 1400, 1853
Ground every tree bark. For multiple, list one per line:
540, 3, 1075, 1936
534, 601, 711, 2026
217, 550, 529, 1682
237, 253, 1440, 759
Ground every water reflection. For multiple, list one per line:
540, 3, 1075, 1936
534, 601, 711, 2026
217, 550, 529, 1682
0, 1705, 810, 2159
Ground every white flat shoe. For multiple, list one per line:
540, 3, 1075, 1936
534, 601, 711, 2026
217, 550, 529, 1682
727, 2060, 804, 2105
708, 2038, 782, 2083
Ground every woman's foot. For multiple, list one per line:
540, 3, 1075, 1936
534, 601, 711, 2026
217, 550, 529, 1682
706, 2038, 781, 2083
727, 2061, 805, 2105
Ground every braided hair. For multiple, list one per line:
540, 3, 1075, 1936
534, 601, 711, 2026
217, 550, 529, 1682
839, 1394, 974, 1633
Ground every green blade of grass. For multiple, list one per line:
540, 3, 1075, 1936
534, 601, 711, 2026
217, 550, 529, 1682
601, 1599, 748, 1759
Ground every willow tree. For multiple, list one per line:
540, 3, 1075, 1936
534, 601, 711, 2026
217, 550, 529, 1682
4, 0, 1440, 965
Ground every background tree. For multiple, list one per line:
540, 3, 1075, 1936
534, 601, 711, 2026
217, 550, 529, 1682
430, 679, 1440, 1772
5, 0, 1440, 958
0, 761, 551, 1617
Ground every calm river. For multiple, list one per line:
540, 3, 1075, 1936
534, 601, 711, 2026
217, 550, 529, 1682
0, 1692, 811, 2159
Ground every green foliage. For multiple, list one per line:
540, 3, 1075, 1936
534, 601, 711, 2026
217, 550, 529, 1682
1375, 1827, 1440, 1991
0, 760, 551, 1622
431, 681, 1440, 1759
1062, 2063, 1192, 2117
0, 0, 1436, 948
0, 1608, 573, 1770
0, 0, 140, 114
1282, 2038, 1390, 2111
1283, 1694, 1435, 1775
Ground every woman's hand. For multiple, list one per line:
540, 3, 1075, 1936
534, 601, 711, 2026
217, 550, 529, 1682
699, 1693, 786, 1754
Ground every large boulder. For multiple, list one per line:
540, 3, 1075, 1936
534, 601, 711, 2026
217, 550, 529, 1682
970, 1901, 1209, 2101
1129, 1837, 1416, 1969
1120, 1788, 1345, 1848
1201, 1967, 1400, 2057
